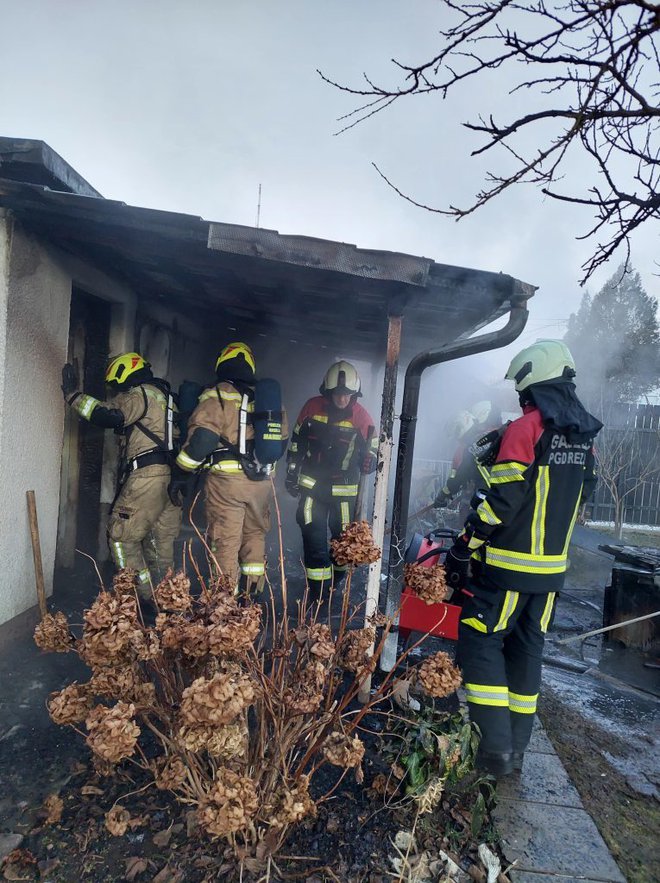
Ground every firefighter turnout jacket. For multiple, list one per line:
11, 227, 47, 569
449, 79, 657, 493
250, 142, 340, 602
66, 381, 181, 592
287, 395, 378, 588
175, 381, 288, 587
464, 405, 596, 593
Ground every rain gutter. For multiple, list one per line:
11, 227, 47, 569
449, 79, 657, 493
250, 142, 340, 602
380, 299, 529, 670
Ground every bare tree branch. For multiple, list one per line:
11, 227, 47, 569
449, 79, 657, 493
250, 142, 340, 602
320, 0, 660, 283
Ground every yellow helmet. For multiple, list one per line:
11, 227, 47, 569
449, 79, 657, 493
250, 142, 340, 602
215, 342, 256, 375
105, 352, 149, 386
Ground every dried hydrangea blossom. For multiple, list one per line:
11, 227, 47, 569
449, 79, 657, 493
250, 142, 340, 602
34, 612, 74, 653
206, 720, 248, 760
330, 521, 381, 567
282, 660, 326, 715
153, 756, 187, 791
338, 627, 376, 675
154, 570, 192, 612
176, 723, 213, 753
105, 805, 131, 836
130, 628, 161, 661
322, 731, 365, 769
197, 768, 258, 838
48, 683, 93, 725
207, 597, 261, 656
85, 701, 140, 763
293, 624, 335, 661
367, 610, 389, 628
416, 651, 462, 698
112, 568, 138, 595
180, 673, 255, 728
207, 573, 237, 597
90, 666, 156, 707
84, 592, 137, 631
160, 618, 209, 658
266, 775, 316, 829
404, 562, 448, 605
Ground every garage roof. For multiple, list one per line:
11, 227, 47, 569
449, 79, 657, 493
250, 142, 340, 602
0, 151, 535, 360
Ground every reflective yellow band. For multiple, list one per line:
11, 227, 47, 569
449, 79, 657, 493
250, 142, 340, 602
137, 568, 151, 584
540, 592, 556, 632
306, 566, 332, 581
73, 393, 101, 420
333, 563, 348, 573
531, 465, 550, 555
494, 590, 519, 632
509, 691, 538, 714
263, 433, 282, 440
490, 461, 527, 484
340, 501, 351, 529
477, 499, 501, 526
176, 450, 203, 471
311, 414, 328, 424
465, 683, 509, 707
303, 496, 313, 525
485, 547, 568, 574
476, 463, 492, 486
461, 616, 488, 633
299, 475, 316, 489
332, 485, 358, 497
562, 493, 582, 556
289, 442, 298, 453
341, 435, 357, 471
241, 562, 265, 576
209, 460, 243, 474
370, 437, 378, 452
110, 541, 126, 568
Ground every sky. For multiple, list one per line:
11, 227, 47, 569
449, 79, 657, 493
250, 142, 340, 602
0, 0, 657, 392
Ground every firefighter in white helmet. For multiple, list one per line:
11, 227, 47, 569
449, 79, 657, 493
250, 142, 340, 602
444, 340, 602, 776
286, 361, 378, 595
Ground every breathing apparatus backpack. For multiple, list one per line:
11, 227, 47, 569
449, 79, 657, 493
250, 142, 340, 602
204, 378, 286, 481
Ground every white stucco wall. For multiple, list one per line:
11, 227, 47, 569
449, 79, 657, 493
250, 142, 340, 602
0, 218, 71, 624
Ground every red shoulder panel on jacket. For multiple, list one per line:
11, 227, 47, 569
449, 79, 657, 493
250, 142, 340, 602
496, 408, 544, 465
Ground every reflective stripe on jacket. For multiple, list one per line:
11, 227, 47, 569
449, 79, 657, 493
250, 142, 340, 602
466, 406, 597, 592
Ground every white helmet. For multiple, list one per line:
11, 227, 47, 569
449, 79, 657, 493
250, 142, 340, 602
469, 400, 492, 424
505, 339, 576, 392
320, 360, 362, 397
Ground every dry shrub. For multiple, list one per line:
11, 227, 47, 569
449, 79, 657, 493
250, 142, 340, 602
404, 562, 448, 605
417, 651, 463, 698
35, 519, 462, 866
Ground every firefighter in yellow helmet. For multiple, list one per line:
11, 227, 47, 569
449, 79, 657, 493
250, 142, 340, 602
285, 361, 378, 595
61, 353, 182, 596
172, 343, 288, 594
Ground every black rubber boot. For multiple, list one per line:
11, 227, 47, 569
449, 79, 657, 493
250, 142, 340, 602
475, 749, 515, 777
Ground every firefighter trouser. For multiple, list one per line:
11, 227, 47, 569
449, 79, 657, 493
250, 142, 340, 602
457, 580, 557, 756
107, 465, 182, 596
296, 491, 355, 593
205, 471, 271, 591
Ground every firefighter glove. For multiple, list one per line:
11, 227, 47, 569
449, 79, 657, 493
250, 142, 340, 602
61, 363, 79, 400
168, 466, 191, 507
285, 475, 300, 498
444, 535, 473, 590
360, 452, 377, 475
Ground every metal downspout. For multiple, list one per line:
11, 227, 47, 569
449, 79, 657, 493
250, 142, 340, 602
380, 299, 529, 671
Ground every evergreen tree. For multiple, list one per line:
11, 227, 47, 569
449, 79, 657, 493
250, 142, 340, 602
565, 265, 660, 403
